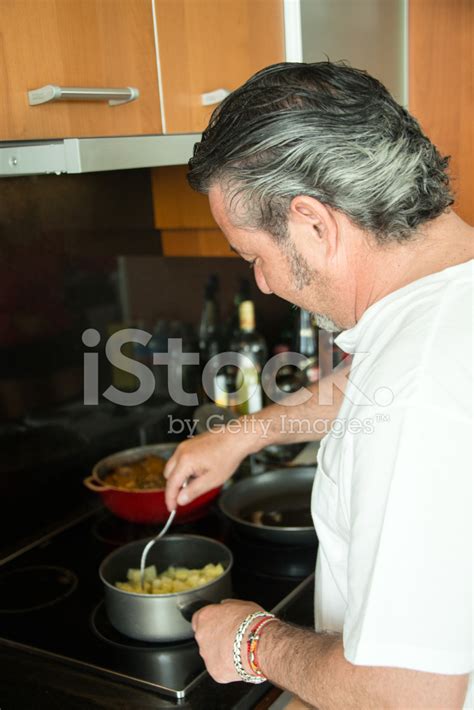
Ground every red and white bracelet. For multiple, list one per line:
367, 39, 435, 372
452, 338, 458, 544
247, 615, 279, 677
232, 611, 277, 684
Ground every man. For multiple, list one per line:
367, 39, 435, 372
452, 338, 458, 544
164, 62, 473, 709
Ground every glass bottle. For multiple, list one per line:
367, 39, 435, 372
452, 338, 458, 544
198, 274, 221, 365
231, 300, 267, 414
295, 308, 319, 383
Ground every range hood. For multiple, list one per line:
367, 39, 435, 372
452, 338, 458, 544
0, 134, 200, 177
0, 0, 406, 178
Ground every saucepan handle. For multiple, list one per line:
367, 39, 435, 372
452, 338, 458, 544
83, 475, 111, 492
179, 599, 212, 622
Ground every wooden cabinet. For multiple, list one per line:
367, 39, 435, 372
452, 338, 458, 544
151, 1, 285, 255
0, 0, 284, 141
151, 165, 237, 256
155, 0, 285, 133
0, 0, 284, 142
160, 229, 238, 257
409, 0, 473, 224
152, 166, 216, 229
154, 0, 473, 257
0, 0, 162, 140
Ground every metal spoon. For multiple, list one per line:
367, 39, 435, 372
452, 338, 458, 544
139, 479, 187, 589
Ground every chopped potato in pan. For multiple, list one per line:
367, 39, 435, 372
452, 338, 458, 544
115, 563, 224, 595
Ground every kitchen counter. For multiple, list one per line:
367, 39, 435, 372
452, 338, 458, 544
0, 576, 315, 710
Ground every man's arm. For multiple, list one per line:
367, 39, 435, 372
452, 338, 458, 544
242, 356, 351, 451
259, 621, 469, 710
193, 601, 469, 710
164, 359, 350, 511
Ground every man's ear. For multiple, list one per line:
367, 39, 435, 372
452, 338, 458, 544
289, 195, 338, 259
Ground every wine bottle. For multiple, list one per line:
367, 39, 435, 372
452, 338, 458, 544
295, 308, 319, 383
198, 274, 221, 364
198, 275, 225, 403
230, 278, 250, 338
231, 300, 267, 414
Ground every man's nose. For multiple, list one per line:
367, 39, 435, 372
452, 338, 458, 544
254, 264, 273, 294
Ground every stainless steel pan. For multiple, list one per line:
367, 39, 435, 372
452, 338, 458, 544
218, 467, 317, 545
99, 534, 233, 642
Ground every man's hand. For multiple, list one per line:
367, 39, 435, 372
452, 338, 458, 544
164, 362, 352, 513
192, 599, 265, 683
164, 428, 253, 512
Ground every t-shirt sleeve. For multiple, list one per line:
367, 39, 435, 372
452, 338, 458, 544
343, 399, 472, 675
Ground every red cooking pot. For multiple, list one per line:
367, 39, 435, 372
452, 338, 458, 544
84, 443, 221, 524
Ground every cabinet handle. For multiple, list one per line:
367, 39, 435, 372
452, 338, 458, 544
28, 85, 139, 106
200, 88, 230, 106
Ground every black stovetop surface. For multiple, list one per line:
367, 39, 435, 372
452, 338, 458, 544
0, 505, 317, 700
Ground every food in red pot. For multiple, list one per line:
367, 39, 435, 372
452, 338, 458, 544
84, 444, 221, 524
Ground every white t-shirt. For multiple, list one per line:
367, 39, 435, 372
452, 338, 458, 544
311, 260, 473, 708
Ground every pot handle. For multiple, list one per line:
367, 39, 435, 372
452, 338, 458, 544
83, 475, 111, 492
179, 599, 212, 623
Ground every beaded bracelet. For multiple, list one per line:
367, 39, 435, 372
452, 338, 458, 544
232, 611, 273, 684
247, 615, 279, 677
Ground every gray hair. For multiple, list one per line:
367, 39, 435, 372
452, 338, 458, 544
188, 62, 453, 243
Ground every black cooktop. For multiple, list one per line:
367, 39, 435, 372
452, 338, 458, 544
0, 505, 317, 700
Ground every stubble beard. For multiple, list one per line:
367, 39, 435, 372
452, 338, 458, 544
311, 312, 341, 333
284, 239, 343, 333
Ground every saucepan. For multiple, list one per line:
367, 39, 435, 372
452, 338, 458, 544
219, 467, 317, 545
84, 443, 222, 524
99, 534, 233, 642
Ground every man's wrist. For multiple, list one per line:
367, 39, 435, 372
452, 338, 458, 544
242, 615, 285, 679
237, 414, 279, 454
222, 415, 268, 456
232, 611, 270, 683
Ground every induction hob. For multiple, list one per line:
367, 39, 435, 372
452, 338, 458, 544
0, 505, 317, 700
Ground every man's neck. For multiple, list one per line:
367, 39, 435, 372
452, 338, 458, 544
353, 211, 474, 323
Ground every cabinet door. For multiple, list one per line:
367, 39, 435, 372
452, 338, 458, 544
409, 0, 473, 224
0, 0, 162, 140
155, 0, 285, 133
152, 166, 216, 229
160, 229, 238, 257
152, 166, 238, 257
